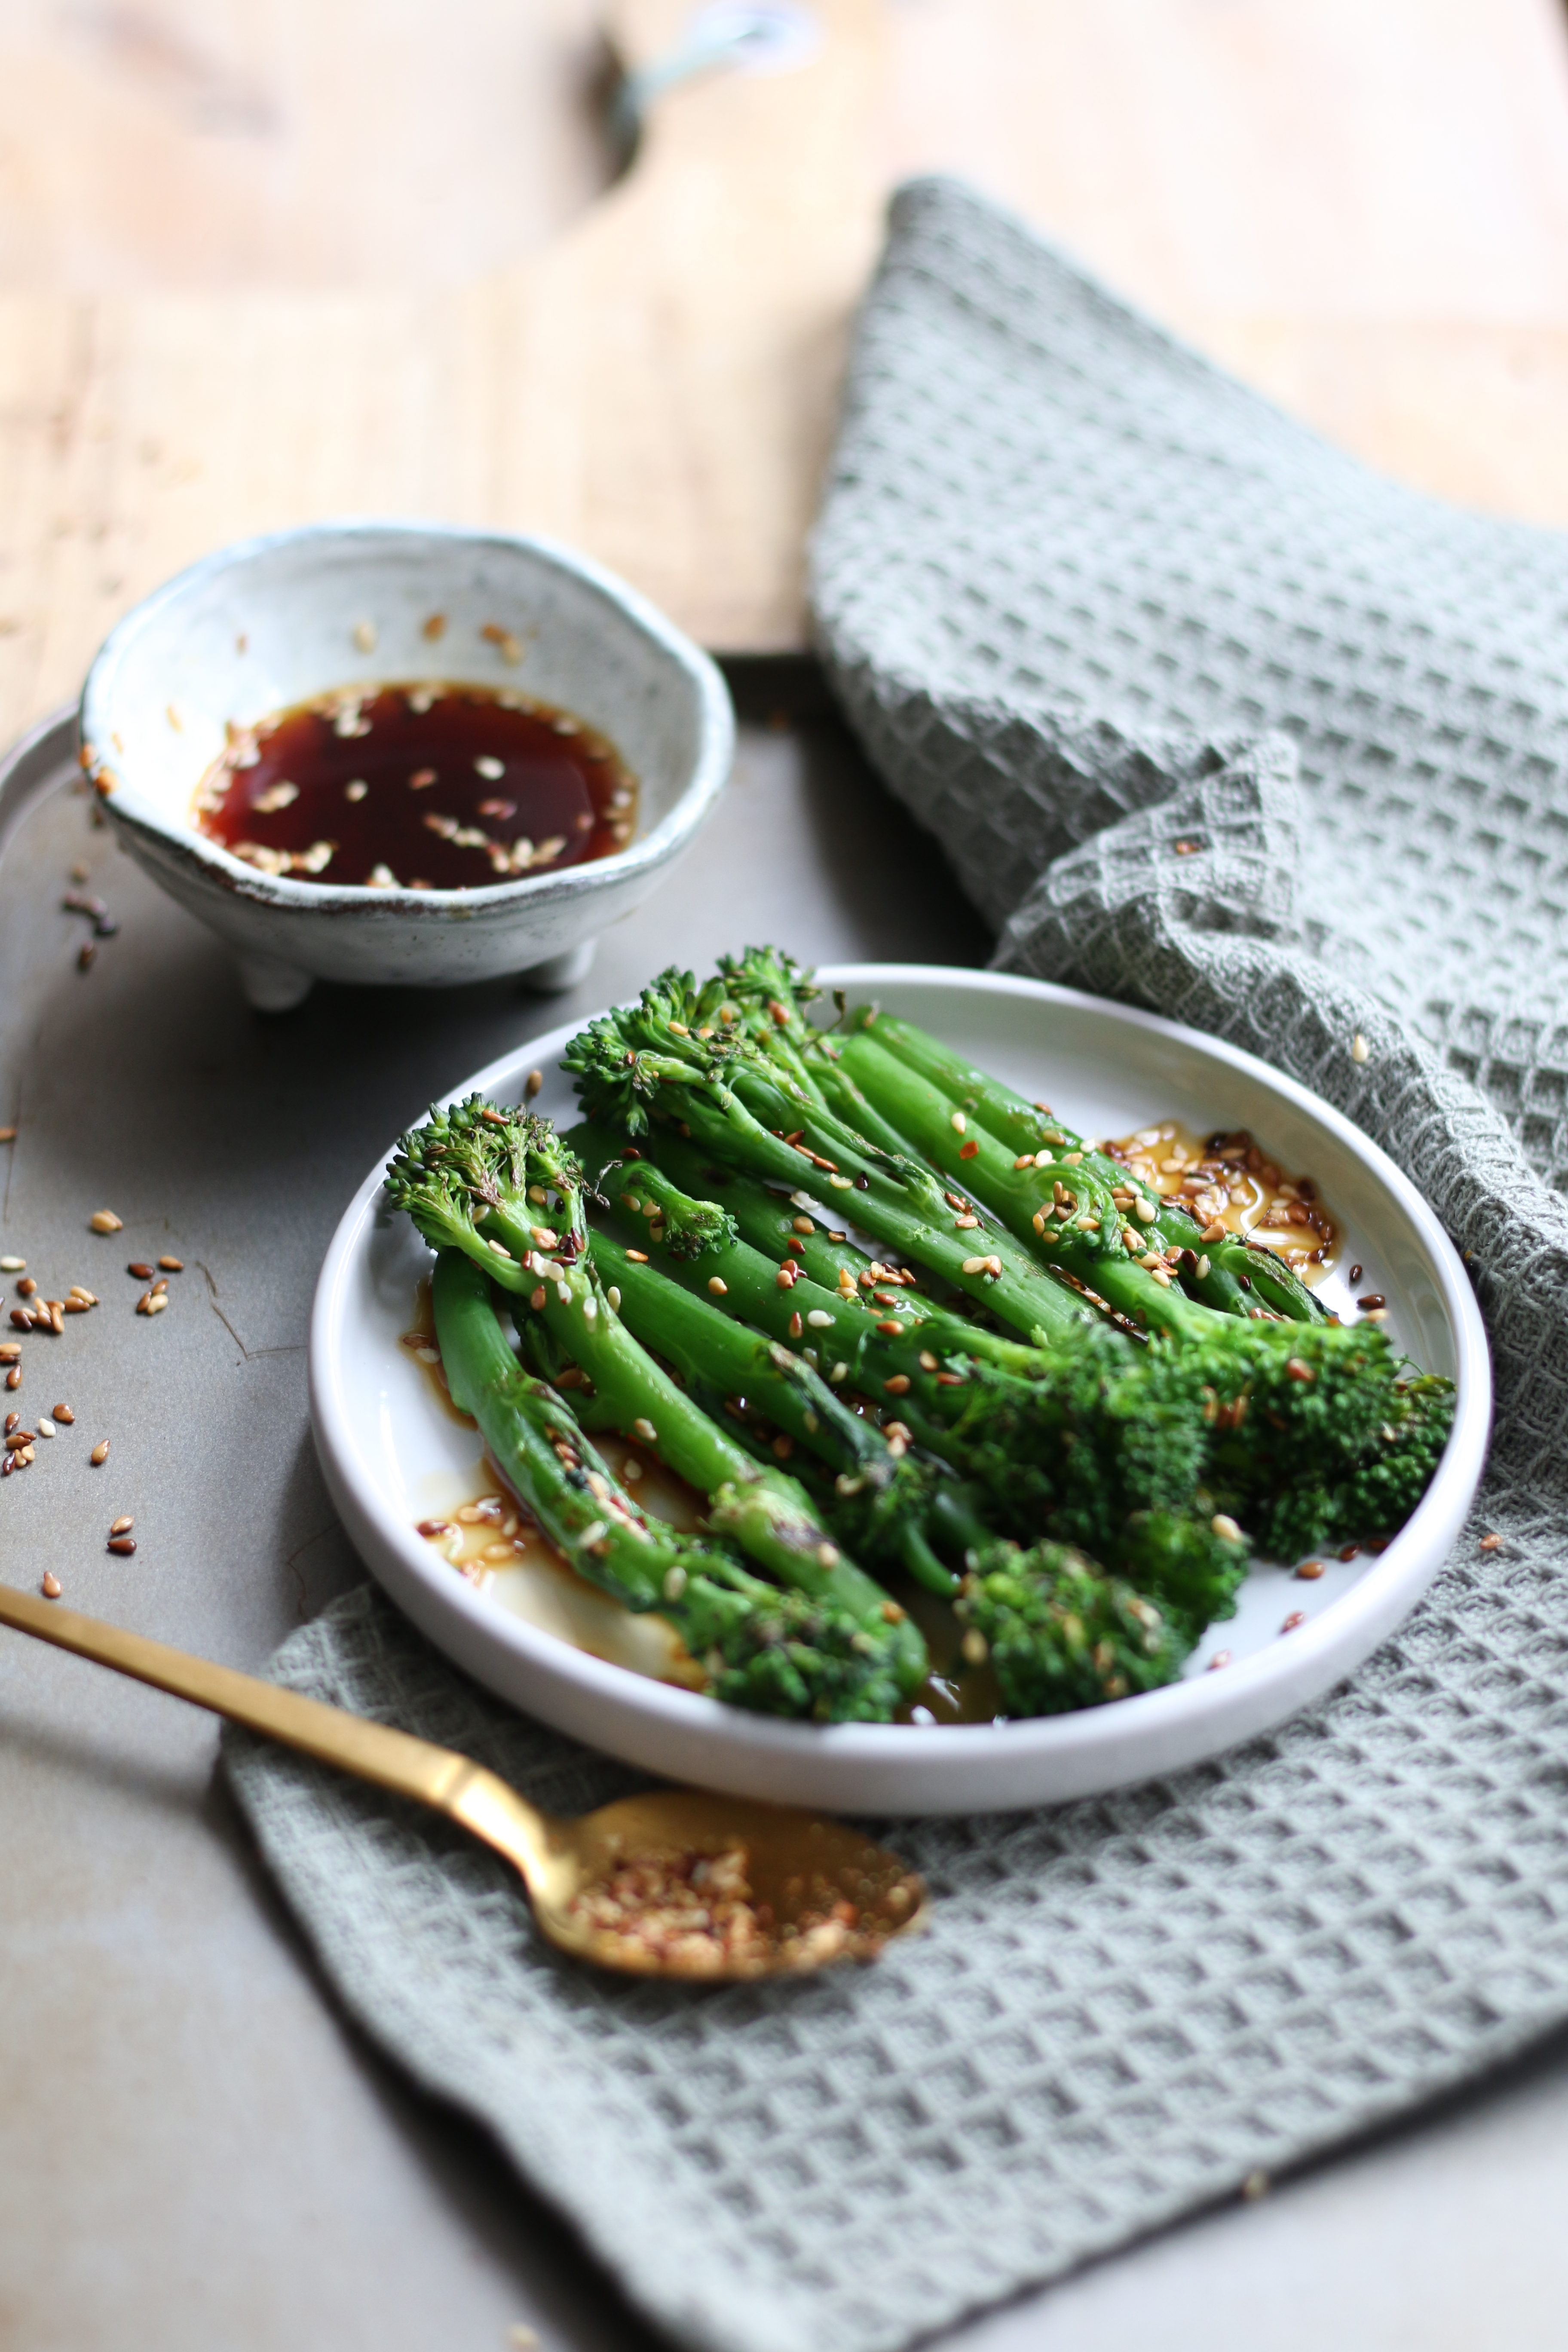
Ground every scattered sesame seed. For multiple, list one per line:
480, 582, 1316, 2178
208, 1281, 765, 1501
950, 1112, 966, 1133
1295, 1560, 1324, 1580
89, 1210, 123, 1234
1479, 1532, 1503, 1552
90, 1440, 109, 1464
1207, 1649, 1232, 1671
16, 1277, 35, 1297
524, 1069, 543, 1099
352, 620, 377, 654
5, 1369, 18, 1390
1280, 1611, 1305, 1632
36, 1418, 55, 1438
633, 1418, 657, 1444
960, 1628, 989, 1665
1351, 1033, 1369, 1063
0, 1257, 21, 1272
1211, 1513, 1243, 1544
815, 1543, 839, 1568
960, 1256, 987, 1276
128, 1261, 153, 1280
158, 1256, 183, 1273
884, 1374, 911, 1394
805, 1308, 833, 1329
41, 1572, 61, 1599
1135, 1195, 1158, 1222
1196, 1254, 1211, 1278
111, 1516, 134, 1534
623, 1251, 648, 1265
707, 1276, 728, 1295
108, 1536, 137, 1556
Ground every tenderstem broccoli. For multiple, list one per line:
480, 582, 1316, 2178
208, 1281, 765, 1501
386, 1097, 928, 1696
430, 1250, 911, 1722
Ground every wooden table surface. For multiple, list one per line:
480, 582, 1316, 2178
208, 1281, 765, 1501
0, 0, 1565, 709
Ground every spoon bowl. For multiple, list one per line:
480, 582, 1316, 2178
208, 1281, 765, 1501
0, 1580, 925, 1981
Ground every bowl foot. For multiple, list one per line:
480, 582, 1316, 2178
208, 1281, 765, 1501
524, 939, 596, 992
237, 950, 314, 1013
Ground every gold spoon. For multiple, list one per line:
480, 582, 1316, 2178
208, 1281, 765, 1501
0, 1581, 927, 1979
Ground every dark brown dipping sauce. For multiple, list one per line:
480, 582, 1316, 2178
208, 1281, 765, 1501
193, 682, 637, 890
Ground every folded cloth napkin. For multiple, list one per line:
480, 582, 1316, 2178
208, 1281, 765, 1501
228, 178, 1568, 2352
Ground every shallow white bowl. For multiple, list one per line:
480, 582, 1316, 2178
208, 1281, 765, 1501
310, 965, 1491, 1816
80, 522, 733, 1010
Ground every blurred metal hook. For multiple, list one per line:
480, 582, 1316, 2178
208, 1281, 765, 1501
609, 3, 822, 165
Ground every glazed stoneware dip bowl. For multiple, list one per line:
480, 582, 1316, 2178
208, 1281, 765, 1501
79, 522, 734, 1010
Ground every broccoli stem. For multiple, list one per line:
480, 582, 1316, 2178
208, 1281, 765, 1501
591, 1118, 1063, 1375
848, 1004, 1326, 1325
832, 1023, 1236, 1339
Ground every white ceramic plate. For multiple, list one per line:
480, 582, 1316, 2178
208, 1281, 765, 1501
309, 966, 1491, 1815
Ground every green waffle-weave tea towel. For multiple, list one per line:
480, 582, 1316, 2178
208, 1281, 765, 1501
227, 180, 1568, 2352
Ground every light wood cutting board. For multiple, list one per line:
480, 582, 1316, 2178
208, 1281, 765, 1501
1, 0, 1567, 747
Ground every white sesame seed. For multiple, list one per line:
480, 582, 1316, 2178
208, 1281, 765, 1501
663, 1566, 687, 1602
1212, 1513, 1243, 1544
1135, 1195, 1158, 1222
1196, 1255, 1211, 1277
556, 1282, 571, 1303
579, 1522, 608, 1548
475, 755, 505, 780
828, 1174, 854, 1189
605, 1287, 621, 1311
708, 1277, 728, 1295
37, 1418, 55, 1437
633, 1418, 658, 1443
352, 620, 377, 653
89, 1210, 123, 1234
0, 1257, 22, 1272
806, 1308, 833, 1328
1351, 1033, 1369, 1063
816, 1543, 839, 1568
950, 1112, 966, 1133
961, 1256, 987, 1275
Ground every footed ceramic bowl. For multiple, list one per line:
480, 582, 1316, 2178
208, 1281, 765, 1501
79, 523, 733, 1010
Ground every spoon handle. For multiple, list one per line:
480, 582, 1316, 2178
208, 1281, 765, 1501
0, 1580, 493, 1817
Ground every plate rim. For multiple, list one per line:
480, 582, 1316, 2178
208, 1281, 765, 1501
309, 963, 1492, 1810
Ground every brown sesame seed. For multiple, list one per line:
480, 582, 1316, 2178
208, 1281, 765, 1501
623, 1250, 649, 1265
1338, 1544, 1357, 1560
883, 1374, 911, 1394
1349, 1264, 1363, 1284
53, 1404, 73, 1423
5, 1369, 18, 1390
524, 1069, 543, 1100
1356, 1293, 1386, 1311
1479, 1532, 1503, 1552
788, 1311, 803, 1338
157, 1257, 183, 1273
16, 1277, 35, 1297
4, 1412, 15, 1434
1207, 1650, 1232, 1670
108, 1536, 137, 1555
707, 1277, 728, 1295
90, 1440, 109, 1465
0, 1129, 13, 1144
1281, 1611, 1306, 1632
41, 1572, 61, 1599
111, 1516, 134, 1534
1295, 1560, 1325, 1580
127, 1261, 153, 1279
77, 941, 96, 972
422, 612, 447, 640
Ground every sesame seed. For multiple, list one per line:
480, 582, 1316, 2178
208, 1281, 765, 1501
524, 1069, 544, 1100
1211, 1513, 1243, 1544
1207, 1650, 1232, 1670
815, 1543, 839, 1568
707, 1276, 728, 1295
633, 1418, 657, 1444
36, 1418, 54, 1438
788, 1311, 803, 1337
158, 1256, 183, 1273
961, 1256, 987, 1276
0, 1257, 22, 1272
352, 620, 377, 653
1196, 1254, 1211, 1278
950, 1112, 966, 1133
41, 1572, 61, 1599
1135, 1195, 1158, 1222
960, 1628, 988, 1665
6, 1369, 19, 1390
108, 1536, 137, 1556
111, 1516, 134, 1534
606, 1286, 621, 1311
89, 1210, 123, 1234
90, 1440, 109, 1464
16, 1277, 35, 1297
1295, 1560, 1324, 1579
918, 1350, 938, 1372
828, 1174, 854, 1189
128, 1260, 153, 1279
806, 1308, 833, 1328
1240, 2169, 1270, 2201
623, 1251, 648, 1265
1356, 1293, 1386, 1311
1479, 1532, 1503, 1552
1281, 1611, 1305, 1632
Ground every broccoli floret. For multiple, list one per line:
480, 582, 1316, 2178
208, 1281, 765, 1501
958, 1542, 1193, 1715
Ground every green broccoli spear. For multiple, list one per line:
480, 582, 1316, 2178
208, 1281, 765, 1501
563, 971, 1100, 1348
577, 1114, 1452, 1596
429, 1250, 910, 1722
386, 1097, 928, 1695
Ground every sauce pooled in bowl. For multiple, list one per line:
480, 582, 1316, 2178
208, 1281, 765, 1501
193, 681, 637, 890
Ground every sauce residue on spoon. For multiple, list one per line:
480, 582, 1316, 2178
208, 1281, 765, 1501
194, 680, 636, 889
